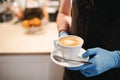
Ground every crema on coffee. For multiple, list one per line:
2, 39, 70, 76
59, 36, 82, 46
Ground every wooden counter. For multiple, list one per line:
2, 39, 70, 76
0, 22, 58, 54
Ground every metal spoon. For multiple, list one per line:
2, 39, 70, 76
53, 55, 92, 64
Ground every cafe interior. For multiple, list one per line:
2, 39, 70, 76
0, 0, 64, 80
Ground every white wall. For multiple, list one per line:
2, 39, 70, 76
0, 54, 64, 80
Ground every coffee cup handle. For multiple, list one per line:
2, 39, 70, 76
54, 40, 60, 49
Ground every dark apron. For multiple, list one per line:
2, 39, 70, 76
64, 0, 120, 80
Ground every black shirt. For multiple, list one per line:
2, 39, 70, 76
64, 0, 120, 80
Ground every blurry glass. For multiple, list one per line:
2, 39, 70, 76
10, 0, 23, 20
22, 0, 44, 34
23, 0, 43, 20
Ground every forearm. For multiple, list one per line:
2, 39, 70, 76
56, 13, 70, 33
56, 0, 71, 33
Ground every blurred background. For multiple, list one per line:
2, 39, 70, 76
0, 0, 59, 22
0, 0, 65, 80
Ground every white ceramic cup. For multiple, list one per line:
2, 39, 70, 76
54, 35, 84, 60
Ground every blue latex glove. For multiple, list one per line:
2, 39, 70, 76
58, 31, 68, 38
68, 47, 120, 77
54, 31, 68, 49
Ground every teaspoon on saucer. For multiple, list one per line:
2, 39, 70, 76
53, 55, 92, 64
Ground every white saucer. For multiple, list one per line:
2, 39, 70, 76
50, 48, 89, 67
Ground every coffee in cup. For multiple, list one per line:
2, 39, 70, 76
59, 36, 82, 46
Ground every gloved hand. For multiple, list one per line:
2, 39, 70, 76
58, 31, 68, 38
68, 47, 120, 77
54, 31, 68, 49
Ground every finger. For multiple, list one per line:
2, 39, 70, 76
58, 31, 68, 38
82, 47, 101, 58
67, 63, 93, 70
80, 70, 96, 77
67, 66, 82, 70
80, 70, 91, 77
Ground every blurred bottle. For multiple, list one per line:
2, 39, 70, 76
0, 0, 13, 22
11, 1, 23, 20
